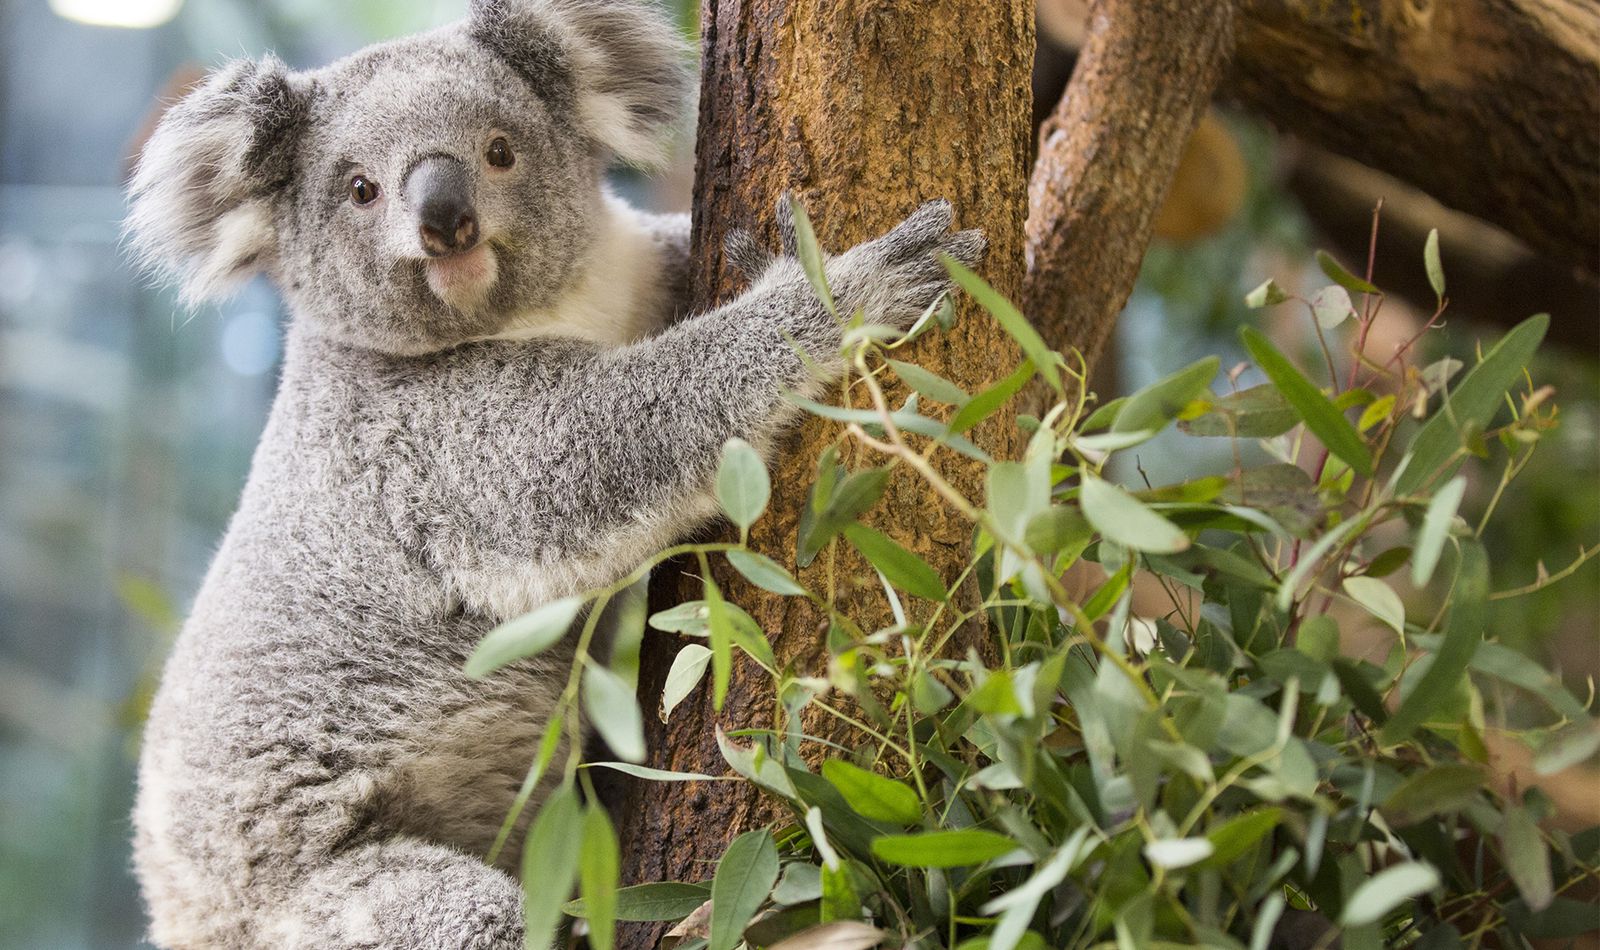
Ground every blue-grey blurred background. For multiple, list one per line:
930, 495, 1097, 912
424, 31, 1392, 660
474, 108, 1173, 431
1, 1, 1593, 947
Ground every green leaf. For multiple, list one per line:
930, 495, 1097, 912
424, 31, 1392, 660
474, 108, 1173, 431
583, 664, 646, 763
888, 358, 971, 406
662, 644, 713, 722
717, 438, 770, 532
565, 882, 711, 922
1534, 721, 1600, 774
1381, 541, 1488, 744
843, 523, 946, 601
1381, 764, 1485, 825
1081, 475, 1190, 554
582, 761, 717, 782
705, 576, 732, 711
1205, 808, 1283, 866
1341, 576, 1406, 637
799, 467, 892, 567
1501, 804, 1554, 911
1024, 507, 1092, 557
870, 829, 1019, 868
941, 254, 1061, 391
1341, 861, 1440, 927
464, 596, 584, 678
1298, 615, 1340, 662
710, 830, 780, 950
1144, 838, 1215, 869
1113, 356, 1220, 434
1316, 249, 1380, 295
1311, 285, 1355, 329
1424, 228, 1445, 301
522, 786, 584, 949
1358, 394, 1396, 432
1245, 278, 1290, 308
821, 759, 923, 824
788, 196, 835, 315
1179, 385, 1298, 439
1412, 476, 1465, 587
950, 359, 1035, 434
649, 600, 710, 635
1241, 327, 1373, 478
726, 549, 807, 596
770, 922, 885, 950
579, 806, 620, 950
1395, 314, 1549, 495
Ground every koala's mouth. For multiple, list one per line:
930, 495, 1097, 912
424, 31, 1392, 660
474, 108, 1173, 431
423, 243, 498, 312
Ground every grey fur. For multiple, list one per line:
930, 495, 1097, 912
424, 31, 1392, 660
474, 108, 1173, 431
125, 2, 982, 947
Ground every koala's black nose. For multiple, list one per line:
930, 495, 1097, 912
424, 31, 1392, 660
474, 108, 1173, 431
405, 156, 480, 257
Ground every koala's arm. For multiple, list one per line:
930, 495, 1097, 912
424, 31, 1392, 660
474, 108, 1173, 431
392, 202, 981, 595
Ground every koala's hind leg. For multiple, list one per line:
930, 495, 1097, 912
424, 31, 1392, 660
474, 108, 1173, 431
269, 837, 523, 949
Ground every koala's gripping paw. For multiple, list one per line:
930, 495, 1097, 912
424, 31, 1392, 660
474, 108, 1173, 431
828, 198, 986, 330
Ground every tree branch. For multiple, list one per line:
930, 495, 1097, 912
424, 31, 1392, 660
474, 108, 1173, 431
1231, 0, 1600, 275
1024, 1, 1240, 368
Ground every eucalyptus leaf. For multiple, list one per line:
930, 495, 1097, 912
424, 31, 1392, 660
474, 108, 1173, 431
1395, 314, 1548, 496
522, 786, 584, 949
1315, 249, 1380, 295
579, 805, 620, 950
717, 438, 771, 532
709, 830, 780, 950
1112, 356, 1219, 434
662, 644, 713, 722
1382, 542, 1487, 744
1424, 228, 1445, 301
1311, 285, 1355, 329
1501, 804, 1554, 911
1081, 475, 1190, 554
1412, 476, 1465, 587
1241, 327, 1373, 478
843, 523, 947, 601
1341, 861, 1440, 926
941, 255, 1061, 391
889, 358, 971, 406
464, 596, 584, 678
870, 829, 1018, 868
821, 759, 923, 824
1341, 576, 1407, 637
565, 882, 711, 923
727, 549, 808, 596
583, 664, 646, 763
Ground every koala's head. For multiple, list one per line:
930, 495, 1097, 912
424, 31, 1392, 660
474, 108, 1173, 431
126, 0, 690, 355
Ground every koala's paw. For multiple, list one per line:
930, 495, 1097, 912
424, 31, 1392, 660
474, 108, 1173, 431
828, 199, 987, 330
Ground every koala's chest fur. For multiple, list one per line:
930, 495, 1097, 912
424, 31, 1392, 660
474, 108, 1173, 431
477, 194, 676, 349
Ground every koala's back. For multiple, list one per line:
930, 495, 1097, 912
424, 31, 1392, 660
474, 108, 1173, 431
132, 345, 568, 948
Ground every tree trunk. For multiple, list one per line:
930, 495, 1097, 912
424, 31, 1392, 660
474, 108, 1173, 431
616, 0, 1033, 939
1231, 0, 1600, 276
1025, 0, 1239, 368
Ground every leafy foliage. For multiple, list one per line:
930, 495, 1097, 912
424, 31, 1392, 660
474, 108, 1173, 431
472, 221, 1597, 948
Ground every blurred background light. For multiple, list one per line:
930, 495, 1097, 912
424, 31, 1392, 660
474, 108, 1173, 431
49, 0, 185, 29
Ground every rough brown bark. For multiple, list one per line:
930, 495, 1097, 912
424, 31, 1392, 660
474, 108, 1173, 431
1025, 1, 1239, 368
1231, 0, 1600, 276
616, 0, 1033, 938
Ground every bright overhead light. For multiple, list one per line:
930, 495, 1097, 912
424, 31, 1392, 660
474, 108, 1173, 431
50, 0, 185, 29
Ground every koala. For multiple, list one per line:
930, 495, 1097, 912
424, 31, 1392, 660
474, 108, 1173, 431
124, 0, 983, 947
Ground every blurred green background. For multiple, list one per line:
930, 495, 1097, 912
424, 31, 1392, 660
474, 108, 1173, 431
0, 1, 1592, 947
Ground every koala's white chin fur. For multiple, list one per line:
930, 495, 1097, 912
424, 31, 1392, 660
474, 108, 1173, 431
424, 244, 499, 312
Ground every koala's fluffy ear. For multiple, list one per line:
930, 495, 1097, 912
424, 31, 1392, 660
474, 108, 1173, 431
126, 56, 310, 306
470, 0, 692, 169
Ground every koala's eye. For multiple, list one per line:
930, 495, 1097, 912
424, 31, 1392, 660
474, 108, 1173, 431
486, 137, 515, 169
349, 175, 381, 206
